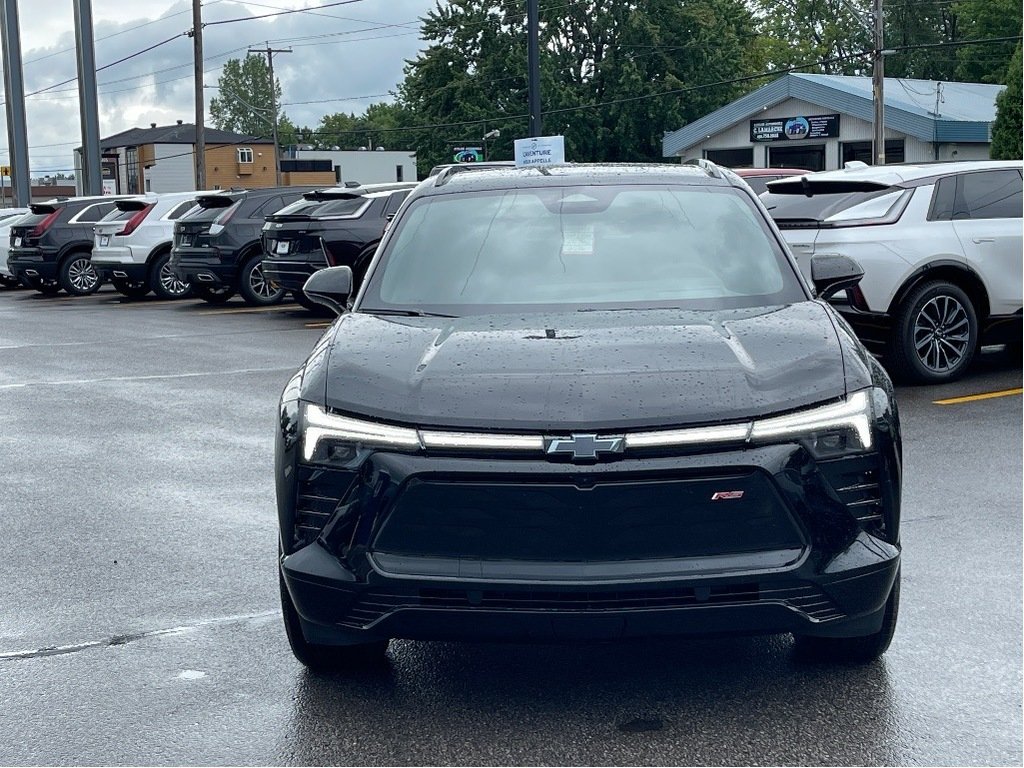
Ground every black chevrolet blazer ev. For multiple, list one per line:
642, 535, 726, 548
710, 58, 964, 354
276, 163, 903, 672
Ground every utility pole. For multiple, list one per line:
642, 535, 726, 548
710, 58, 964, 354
247, 43, 291, 186
1, 0, 32, 206
872, 0, 885, 165
73, 0, 102, 195
527, 0, 541, 137
190, 0, 206, 191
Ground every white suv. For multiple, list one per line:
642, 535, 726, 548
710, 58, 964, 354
0, 207, 31, 288
91, 191, 209, 299
763, 160, 1023, 383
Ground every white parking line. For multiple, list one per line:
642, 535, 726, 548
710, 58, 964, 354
0, 366, 296, 390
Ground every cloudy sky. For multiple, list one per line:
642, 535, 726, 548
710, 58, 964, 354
0, 0, 437, 176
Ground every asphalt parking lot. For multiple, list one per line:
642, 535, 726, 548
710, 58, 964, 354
1, 286, 1021, 766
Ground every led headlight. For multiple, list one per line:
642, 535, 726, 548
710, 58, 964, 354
302, 403, 421, 462
750, 389, 874, 456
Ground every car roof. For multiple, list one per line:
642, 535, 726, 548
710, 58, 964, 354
420, 163, 733, 197
777, 160, 1023, 187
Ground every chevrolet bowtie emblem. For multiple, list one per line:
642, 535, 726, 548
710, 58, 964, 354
545, 434, 625, 461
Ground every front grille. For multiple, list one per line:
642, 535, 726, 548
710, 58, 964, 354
372, 473, 803, 562
818, 455, 884, 530
338, 582, 844, 629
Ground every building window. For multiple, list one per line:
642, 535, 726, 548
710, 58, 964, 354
703, 148, 753, 168
396, 165, 404, 182
768, 144, 826, 172
334, 165, 342, 183
841, 140, 905, 165
237, 147, 254, 163
124, 147, 138, 193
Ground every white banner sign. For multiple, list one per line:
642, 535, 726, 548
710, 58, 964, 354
514, 135, 565, 167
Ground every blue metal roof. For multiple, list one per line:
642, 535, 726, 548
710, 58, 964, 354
662, 73, 1004, 156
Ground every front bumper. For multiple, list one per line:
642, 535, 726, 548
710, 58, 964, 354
170, 248, 235, 287
278, 438, 902, 645
8, 247, 59, 284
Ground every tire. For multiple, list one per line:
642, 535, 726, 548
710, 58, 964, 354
149, 252, 192, 300
0, 274, 21, 289
58, 253, 101, 295
888, 280, 978, 384
112, 278, 150, 299
279, 569, 388, 673
239, 255, 286, 306
794, 569, 899, 664
292, 289, 333, 316
193, 284, 236, 304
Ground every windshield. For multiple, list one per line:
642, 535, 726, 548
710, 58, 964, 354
359, 184, 805, 315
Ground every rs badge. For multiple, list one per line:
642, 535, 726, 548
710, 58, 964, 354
711, 491, 745, 501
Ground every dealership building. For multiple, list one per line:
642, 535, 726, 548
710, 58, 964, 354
662, 73, 1004, 171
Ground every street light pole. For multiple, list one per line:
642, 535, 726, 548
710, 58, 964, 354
248, 43, 291, 186
527, 0, 542, 137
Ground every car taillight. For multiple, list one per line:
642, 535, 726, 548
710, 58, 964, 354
118, 204, 154, 236
30, 209, 61, 237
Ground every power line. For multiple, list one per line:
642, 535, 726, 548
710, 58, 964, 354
204, 0, 368, 27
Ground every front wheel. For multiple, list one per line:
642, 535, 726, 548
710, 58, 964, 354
0, 274, 20, 289
279, 569, 388, 673
30, 278, 61, 295
193, 284, 235, 304
59, 254, 101, 295
888, 280, 978, 384
794, 569, 899, 664
149, 252, 192, 300
239, 255, 286, 306
292, 289, 333, 316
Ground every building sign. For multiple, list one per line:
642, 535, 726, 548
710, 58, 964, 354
750, 114, 840, 142
452, 146, 484, 163
513, 135, 565, 167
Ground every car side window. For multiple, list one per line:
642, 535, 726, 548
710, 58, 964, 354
76, 202, 117, 223
928, 176, 957, 221
384, 190, 410, 217
255, 196, 287, 218
954, 170, 1023, 220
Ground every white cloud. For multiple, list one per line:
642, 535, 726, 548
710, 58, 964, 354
0, 0, 436, 175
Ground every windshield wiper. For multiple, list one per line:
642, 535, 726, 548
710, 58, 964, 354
360, 308, 458, 318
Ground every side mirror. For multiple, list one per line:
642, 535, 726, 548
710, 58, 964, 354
810, 253, 864, 300
303, 266, 353, 315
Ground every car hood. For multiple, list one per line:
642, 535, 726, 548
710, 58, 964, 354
320, 302, 848, 431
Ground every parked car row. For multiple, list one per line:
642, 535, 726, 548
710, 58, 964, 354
0, 181, 417, 307
0, 159, 1019, 385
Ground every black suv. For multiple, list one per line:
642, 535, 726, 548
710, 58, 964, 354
276, 162, 903, 671
261, 182, 416, 311
8, 196, 132, 295
170, 187, 314, 305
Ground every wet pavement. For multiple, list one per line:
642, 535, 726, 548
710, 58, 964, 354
1, 286, 1020, 766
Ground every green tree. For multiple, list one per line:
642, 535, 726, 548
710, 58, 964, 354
209, 55, 288, 138
990, 44, 1022, 159
753, 0, 872, 74
953, 0, 1023, 83
397, 0, 760, 174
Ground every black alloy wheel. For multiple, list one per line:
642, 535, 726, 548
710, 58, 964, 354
193, 284, 236, 304
793, 569, 900, 664
279, 568, 388, 673
149, 252, 192, 300
889, 280, 977, 384
59, 253, 101, 295
112, 279, 150, 299
239, 255, 287, 306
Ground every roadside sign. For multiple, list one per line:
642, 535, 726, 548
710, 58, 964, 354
514, 136, 565, 167
0, 166, 10, 176
452, 146, 483, 163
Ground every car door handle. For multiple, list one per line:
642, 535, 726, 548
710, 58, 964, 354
972, 237, 995, 243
